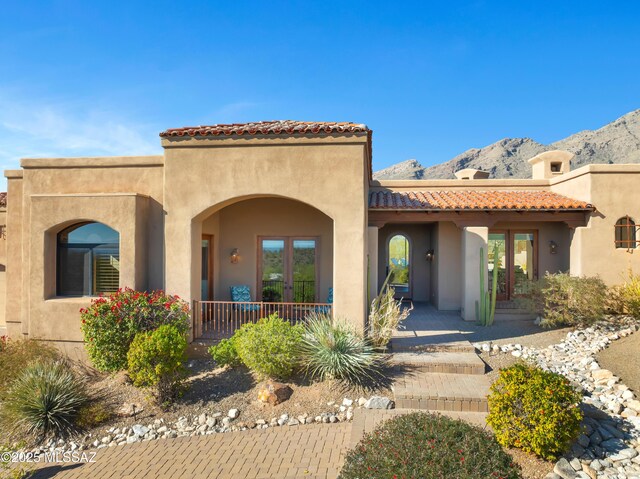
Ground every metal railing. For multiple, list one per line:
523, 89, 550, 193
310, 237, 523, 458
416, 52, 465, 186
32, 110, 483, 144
193, 300, 332, 340
261, 280, 316, 303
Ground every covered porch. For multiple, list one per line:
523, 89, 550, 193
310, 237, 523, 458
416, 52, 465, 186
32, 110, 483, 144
193, 196, 334, 339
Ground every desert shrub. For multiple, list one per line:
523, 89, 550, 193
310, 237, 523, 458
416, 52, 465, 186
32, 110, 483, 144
340, 412, 521, 479
522, 273, 607, 327
0, 339, 60, 402
616, 272, 640, 320
487, 363, 583, 460
80, 288, 190, 372
298, 313, 383, 386
127, 325, 187, 405
234, 314, 302, 379
368, 281, 411, 348
1, 361, 90, 441
208, 337, 241, 367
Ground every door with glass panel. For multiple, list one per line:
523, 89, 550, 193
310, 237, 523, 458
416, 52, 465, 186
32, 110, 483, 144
488, 230, 537, 301
259, 237, 318, 303
387, 234, 411, 299
201, 235, 214, 300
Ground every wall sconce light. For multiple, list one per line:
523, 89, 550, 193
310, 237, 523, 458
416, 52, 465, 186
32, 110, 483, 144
230, 248, 240, 264
549, 241, 558, 255
425, 249, 435, 261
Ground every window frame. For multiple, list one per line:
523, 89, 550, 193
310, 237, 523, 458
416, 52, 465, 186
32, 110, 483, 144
56, 222, 120, 297
614, 216, 638, 250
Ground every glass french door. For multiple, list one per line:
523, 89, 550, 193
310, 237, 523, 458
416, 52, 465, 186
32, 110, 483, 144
259, 237, 318, 303
488, 230, 537, 301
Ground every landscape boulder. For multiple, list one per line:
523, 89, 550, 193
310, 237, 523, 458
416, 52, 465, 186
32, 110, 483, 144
257, 380, 293, 405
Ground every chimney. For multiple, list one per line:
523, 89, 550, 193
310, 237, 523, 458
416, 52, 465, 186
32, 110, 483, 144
528, 150, 573, 179
454, 168, 490, 180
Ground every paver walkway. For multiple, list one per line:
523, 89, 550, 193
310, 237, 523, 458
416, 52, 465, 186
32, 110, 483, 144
30, 424, 351, 479
30, 303, 500, 479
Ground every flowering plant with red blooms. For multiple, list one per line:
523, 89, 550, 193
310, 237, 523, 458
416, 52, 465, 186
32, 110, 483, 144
0, 335, 8, 352
340, 412, 522, 479
80, 288, 190, 371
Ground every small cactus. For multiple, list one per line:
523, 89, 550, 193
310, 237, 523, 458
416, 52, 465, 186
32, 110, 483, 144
476, 244, 499, 326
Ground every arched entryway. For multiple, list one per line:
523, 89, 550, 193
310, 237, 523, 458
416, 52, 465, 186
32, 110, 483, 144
388, 233, 411, 299
192, 196, 334, 338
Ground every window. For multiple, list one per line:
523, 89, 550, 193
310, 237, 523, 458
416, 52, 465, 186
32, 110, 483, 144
615, 216, 637, 250
57, 222, 120, 296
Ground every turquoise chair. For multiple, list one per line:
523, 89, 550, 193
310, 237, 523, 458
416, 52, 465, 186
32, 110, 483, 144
314, 287, 333, 314
230, 285, 261, 312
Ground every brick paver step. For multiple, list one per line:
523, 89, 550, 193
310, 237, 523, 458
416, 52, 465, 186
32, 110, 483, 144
349, 408, 488, 446
390, 351, 486, 375
392, 371, 490, 413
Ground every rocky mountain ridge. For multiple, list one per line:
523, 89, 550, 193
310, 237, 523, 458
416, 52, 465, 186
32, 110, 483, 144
373, 109, 640, 180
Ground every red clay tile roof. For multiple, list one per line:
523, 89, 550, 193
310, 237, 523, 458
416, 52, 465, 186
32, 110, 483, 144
0, 192, 6, 208
368, 190, 593, 211
160, 120, 369, 138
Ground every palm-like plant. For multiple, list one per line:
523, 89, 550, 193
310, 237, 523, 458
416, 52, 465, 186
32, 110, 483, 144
2, 360, 90, 441
298, 314, 383, 386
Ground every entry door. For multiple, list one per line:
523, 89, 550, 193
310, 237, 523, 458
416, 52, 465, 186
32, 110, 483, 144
258, 237, 318, 303
201, 235, 214, 300
488, 230, 537, 301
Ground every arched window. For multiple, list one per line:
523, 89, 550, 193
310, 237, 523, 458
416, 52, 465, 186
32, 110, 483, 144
388, 234, 410, 297
615, 216, 637, 250
57, 222, 120, 296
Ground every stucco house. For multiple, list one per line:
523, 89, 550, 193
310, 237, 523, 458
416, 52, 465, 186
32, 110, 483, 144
0, 120, 638, 357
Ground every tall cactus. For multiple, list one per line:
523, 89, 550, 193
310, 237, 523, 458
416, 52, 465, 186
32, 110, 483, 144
475, 244, 498, 326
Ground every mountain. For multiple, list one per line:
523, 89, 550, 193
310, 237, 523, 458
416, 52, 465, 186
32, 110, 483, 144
373, 109, 640, 180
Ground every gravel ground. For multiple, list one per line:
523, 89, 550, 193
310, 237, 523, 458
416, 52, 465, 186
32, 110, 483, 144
597, 330, 640, 394
80, 359, 395, 443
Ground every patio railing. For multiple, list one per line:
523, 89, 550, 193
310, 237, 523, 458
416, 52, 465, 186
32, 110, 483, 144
193, 300, 332, 340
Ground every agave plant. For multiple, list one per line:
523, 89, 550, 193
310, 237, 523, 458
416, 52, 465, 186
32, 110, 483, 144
298, 313, 383, 386
2, 360, 90, 440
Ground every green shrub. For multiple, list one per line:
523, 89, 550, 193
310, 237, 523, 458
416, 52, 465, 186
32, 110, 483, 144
368, 277, 411, 348
1, 361, 90, 441
234, 314, 302, 379
80, 288, 190, 372
523, 273, 607, 327
340, 412, 521, 479
127, 325, 187, 405
487, 363, 583, 460
299, 314, 382, 386
0, 339, 60, 402
208, 337, 241, 367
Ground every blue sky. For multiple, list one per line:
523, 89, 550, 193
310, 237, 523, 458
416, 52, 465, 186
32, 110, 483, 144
0, 1, 639, 189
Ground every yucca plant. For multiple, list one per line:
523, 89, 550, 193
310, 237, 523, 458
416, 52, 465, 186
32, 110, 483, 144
298, 313, 383, 386
368, 273, 411, 348
1, 360, 90, 441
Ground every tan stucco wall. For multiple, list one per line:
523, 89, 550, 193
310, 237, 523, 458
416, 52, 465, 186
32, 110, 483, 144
4, 157, 163, 343
461, 226, 488, 321
551, 165, 640, 284
0, 208, 6, 328
162, 134, 370, 329
433, 222, 462, 310
202, 197, 333, 302
377, 224, 433, 302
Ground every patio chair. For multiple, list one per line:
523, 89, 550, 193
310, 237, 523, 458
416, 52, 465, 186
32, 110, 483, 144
229, 285, 261, 312
314, 287, 333, 314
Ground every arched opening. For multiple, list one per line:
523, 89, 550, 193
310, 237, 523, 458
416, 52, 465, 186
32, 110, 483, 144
387, 233, 411, 299
57, 222, 120, 296
194, 196, 334, 338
